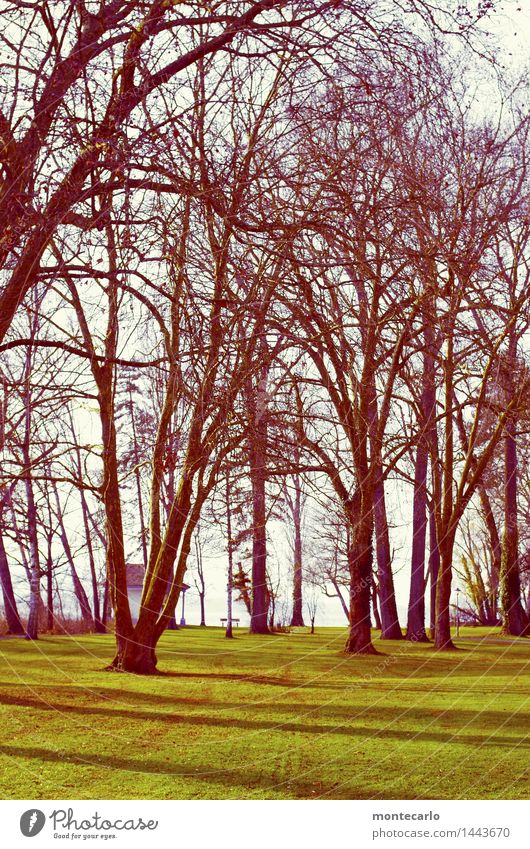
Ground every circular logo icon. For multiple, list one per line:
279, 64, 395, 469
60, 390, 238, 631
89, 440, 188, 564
20, 810, 46, 837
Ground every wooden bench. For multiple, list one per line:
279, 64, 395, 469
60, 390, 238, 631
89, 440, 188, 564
220, 618, 240, 627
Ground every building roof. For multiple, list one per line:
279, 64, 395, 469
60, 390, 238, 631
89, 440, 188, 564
126, 563, 190, 592
126, 563, 146, 588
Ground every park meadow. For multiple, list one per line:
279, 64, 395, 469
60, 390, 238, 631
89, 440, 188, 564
1, 627, 528, 800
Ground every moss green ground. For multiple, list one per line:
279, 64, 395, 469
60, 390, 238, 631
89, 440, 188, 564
0, 626, 528, 800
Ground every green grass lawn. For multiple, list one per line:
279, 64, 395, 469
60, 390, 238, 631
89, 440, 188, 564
0, 626, 528, 800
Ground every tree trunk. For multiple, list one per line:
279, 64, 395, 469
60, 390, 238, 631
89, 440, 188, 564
225, 473, 234, 639
129, 387, 149, 570
478, 482, 502, 593
330, 577, 350, 621
433, 315, 458, 652
371, 581, 382, 631
98, 375, 135, 650
365, 361, 401, 640
428, 502, 439, 639
434, 529, 457, 650
454, 403, 501, 626
290, 474, 305, 627
81, 488, 106, 633
85, 506, 110, 625
23, 429, 40, 641
25, 547, 40, 640
127, 498, 204, 673
477, 484, 501, 624
0, 531, 25, 634
345, 505, 378, 654
249, 376, 270, 635
500, 413, 528, 635
268, 587, 275, 630
45, 538, 54, 631
107, 633, 158, 675
406, 443, 430, 642
373, 477, 401, 638
52, 480, 94, 628
75, 434, 105, 632
102, 577, 111, 628
192, 532, 206, 626
407, 324, 437, 643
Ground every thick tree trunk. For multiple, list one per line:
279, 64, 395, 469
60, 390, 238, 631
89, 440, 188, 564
199, 592, 206, 627
373, 477, 401, 639
345, 507, 378, 654
0, 531, 25, 634
500, 415, 529, 636
290, 475, 305, 627
108, 633, 158, 675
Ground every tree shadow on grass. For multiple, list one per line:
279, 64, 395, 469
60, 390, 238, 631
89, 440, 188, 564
0, 741, 405, 800
3, 638, 529, 684
0, 691, 527, 748
159, 670, 295, 686
3, 682, 528, 732
1, 741, 526, 801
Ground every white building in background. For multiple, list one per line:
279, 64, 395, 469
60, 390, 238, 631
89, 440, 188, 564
126, 564, 145, 624
126, 563, 189, 627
